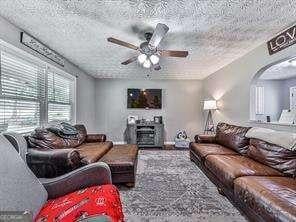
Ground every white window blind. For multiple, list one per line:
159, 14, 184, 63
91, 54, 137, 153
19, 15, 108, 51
255, 86, 264, 115
0, 42, 76, 133
47, 70, 75, 123
0, 51, 46, 133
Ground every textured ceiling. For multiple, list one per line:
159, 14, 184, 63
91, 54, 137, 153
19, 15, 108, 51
0, 0, 296, 79
260, 59, 296, 80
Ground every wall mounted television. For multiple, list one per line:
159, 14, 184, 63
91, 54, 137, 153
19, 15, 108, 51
127, 88, 162, 109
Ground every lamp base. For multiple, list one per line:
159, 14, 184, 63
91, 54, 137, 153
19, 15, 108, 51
204, 110, 215, 134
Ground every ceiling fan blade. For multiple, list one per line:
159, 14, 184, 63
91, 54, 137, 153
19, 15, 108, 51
121, 56, 138, 65
154, 64, 161, 70
107, 37, 138, 50
149, 23, 169, 48
159, 50, 189, 57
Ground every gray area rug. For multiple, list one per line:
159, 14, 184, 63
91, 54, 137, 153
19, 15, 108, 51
118, 150, 247, 222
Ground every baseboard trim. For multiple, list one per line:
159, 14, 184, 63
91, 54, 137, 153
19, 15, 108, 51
113, 141, 175, 145
113, 141, 127, 145
164, 141, 175, 145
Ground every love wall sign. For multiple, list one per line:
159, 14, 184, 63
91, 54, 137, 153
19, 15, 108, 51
267, 25, 296, 55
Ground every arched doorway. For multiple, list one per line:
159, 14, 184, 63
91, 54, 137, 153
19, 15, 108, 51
250, 56, 296, 125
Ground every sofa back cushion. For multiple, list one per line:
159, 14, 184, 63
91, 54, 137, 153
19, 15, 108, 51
215, 122, 251, 154
0, 134, 47, 219
247, 138, 296, 177
27, 124, 87, 149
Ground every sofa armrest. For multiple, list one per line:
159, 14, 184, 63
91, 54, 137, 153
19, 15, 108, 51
85, 134, 107, 143
40, 162, 112, 199
27, 148, 82, 178
194, 134, 216, 143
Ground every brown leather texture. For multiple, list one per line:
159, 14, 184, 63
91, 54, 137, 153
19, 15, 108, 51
100, 144, 138, 172
194, 134, 216, 143
100, 144, 138, 184
215, 122, 251, 154
77, 141, 113, 164
85, 134, 107, 143
247, 139, 296, 177
27, 148, 82, 178
26, 124, 110, 178
26, 124, 87, 150
190, 142, 238, 161
205, 155, 283, 188
234, 176, 296, 222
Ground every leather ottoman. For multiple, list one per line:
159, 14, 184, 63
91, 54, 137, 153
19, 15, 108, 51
100, 144, 138, 187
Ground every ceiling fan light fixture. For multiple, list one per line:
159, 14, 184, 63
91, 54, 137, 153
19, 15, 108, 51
107, 23, 189, 70
137, 53, 147, 64
143, 59, 151, 68
150, 54, 159, 65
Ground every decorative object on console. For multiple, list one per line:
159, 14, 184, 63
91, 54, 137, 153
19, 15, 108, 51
203, 100, 217, 134
107, 23, 188, 70
127, 115, 138, 124
154, 116, 163, 124
20, 32, 65, 66
174, 130, 191, 149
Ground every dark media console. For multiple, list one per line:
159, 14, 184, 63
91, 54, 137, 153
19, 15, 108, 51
126, 122, 164, 148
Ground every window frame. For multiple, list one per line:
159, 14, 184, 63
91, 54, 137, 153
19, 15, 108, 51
255, 86, 264, 115
0, 40, 76, 133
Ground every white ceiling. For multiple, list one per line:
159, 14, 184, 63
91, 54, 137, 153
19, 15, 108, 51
0, 0, 296, 79
260, 59, 296, 80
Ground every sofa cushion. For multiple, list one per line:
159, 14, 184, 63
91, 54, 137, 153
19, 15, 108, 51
0, 135, 47, 219
35, 184, 124, 222
77, 142, 113, 164
27, 124, 87, 150
205, 155, 283, 188
215, 122, 251, 154
190, 142, 238, 161
234, 176, 296, 222
247, 138, 296, 177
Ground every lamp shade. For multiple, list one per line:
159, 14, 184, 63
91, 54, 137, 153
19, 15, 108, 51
203, 100, 217, 110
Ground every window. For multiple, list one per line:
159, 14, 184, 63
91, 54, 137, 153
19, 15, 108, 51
255, 86, 264, 115
47, 70, 75, 123
0, 42, 76, 133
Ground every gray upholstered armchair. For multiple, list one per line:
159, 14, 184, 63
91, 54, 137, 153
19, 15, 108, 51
0, 133, 123, 221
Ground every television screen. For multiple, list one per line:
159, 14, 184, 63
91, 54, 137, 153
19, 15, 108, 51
127, 89, 162, 109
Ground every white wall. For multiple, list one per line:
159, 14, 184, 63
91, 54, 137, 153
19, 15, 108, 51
95, 79, 204, 142
203, 39, 296, 132
0, 16, 97, 132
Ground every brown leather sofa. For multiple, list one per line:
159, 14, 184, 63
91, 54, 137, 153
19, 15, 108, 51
25, 124, 113, 178
190, 122, 296, 222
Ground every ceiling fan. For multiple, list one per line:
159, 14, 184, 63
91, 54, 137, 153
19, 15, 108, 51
107, 23, 189, 70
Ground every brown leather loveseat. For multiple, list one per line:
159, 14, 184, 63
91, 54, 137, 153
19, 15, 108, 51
25, 124, 113, 178
190, 122, 296, 222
